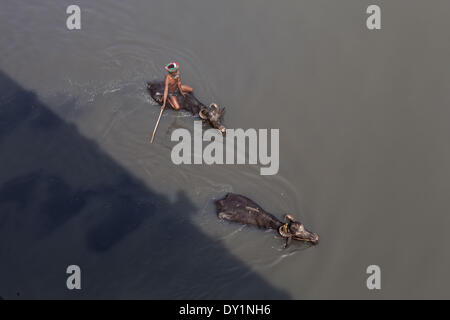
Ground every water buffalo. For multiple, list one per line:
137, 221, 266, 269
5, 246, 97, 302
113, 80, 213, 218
215, 193, 319, 247
147, 81, 226, 134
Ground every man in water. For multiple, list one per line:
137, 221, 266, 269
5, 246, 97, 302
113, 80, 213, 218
161, 62, 193, 110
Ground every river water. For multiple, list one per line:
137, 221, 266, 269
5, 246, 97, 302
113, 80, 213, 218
1, 0, 450, 299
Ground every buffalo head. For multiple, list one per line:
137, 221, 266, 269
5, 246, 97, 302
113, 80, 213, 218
279, 214, 319, 245
199, 103, 226, 134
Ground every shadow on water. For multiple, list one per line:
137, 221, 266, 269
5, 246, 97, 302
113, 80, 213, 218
0, 71, 289, 299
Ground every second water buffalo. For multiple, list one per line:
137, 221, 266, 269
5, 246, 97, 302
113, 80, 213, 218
215, 193, 319, 248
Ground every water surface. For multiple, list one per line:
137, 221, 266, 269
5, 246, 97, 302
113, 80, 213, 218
1, 0, 450, 299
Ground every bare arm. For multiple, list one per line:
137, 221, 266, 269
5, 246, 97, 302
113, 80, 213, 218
162, 75, 169, 108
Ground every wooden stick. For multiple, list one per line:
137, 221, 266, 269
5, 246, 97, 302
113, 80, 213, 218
150, 106, 165, 144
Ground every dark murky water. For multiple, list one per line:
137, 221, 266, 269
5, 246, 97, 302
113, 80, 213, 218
1, 0, 450, 299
